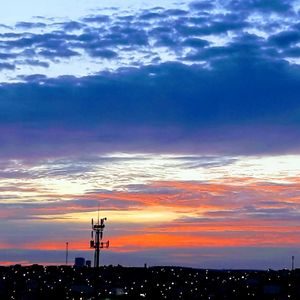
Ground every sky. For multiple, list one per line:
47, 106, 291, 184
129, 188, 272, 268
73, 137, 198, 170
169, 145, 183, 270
1, 0, 300, 269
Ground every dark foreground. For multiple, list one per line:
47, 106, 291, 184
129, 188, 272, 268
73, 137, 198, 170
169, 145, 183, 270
0, 264, 299, 299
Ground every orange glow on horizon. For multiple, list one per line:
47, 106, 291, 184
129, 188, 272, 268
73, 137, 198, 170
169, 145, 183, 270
9, 230, 300, 252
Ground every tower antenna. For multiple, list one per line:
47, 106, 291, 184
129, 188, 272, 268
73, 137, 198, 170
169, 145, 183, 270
97, 203, 100, 225
90, 206, 109, 268
65, 242, 69, 265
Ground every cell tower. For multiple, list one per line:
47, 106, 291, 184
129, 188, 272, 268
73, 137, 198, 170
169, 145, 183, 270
90, 214, 109, 268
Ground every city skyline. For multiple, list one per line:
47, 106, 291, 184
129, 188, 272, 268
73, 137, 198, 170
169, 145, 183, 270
1, 0, 300, 269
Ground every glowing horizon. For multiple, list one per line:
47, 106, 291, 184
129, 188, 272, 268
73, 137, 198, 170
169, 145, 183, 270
1, 153, 300, 268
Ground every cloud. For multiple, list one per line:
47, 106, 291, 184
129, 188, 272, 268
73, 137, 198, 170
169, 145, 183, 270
0, 53, 17, 59
0, 55, 300, 157
269, 30, 300, 48
0, 62, 15, 70
15, 22, 47, 29
181, 37, 209, 48
139, 12, 163, 21
19, 59, 49, 68
0, 0, 297, 77
87, 48, 118, 58
0, 24, 12, 29
189, 1, 215, 11
82, 15, 110, 23
225, 0, 293, 14
4, 0, 300, 96
38, 48, 80, 59
60, 21, 85, 31
1, 175, 300, 222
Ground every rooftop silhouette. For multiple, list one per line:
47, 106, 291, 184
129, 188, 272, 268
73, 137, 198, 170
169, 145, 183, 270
0, 264, 299, 299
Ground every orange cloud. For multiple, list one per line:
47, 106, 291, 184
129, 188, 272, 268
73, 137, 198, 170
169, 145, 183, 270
21, 240, 88, 251
0, 260, 31, 266
4, 177, 300, 220
109, 232, 300, 249
15, 229, 300, 252
0, 242, 14, 249
2, 176, 300, 257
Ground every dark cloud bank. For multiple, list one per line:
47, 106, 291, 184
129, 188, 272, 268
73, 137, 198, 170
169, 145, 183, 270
1, 59, 300, 158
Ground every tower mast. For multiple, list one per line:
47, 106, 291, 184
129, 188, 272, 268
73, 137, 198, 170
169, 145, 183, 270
90, 213, 109, 268
65, 242, 69, 265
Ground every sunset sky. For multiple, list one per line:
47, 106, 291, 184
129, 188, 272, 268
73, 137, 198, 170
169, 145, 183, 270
1, 0, 300, 269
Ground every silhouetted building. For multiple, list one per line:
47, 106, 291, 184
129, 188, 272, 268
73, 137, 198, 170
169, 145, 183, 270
74, 257, 85, 267
86, 260, 92, 267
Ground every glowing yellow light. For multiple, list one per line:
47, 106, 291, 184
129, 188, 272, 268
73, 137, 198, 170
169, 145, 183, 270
38, 206, 198, 224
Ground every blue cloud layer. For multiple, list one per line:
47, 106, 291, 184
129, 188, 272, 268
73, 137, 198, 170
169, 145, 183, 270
0, 0, 299, 71
0, 58, 300, 157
